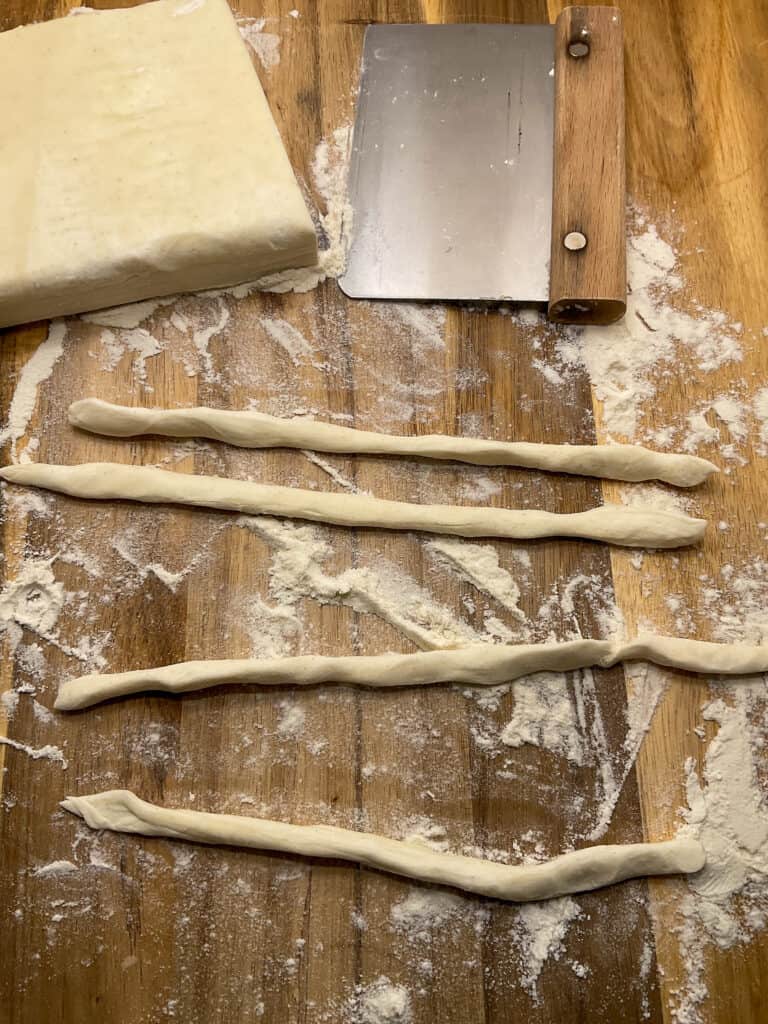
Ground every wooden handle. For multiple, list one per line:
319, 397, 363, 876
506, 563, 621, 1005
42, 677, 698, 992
548, 6, 626, 325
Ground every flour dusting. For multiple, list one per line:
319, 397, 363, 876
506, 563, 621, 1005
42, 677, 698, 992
501, 673, 584, 765
671, 685, 768, 1023
96, 327, 163, 382
259, 317, 314, 365
192, 298, 229, 380
515, 896, 582, 997
238, 17, 281, 70
0, 735, 68, 769
32, 860, 78, 876
111, 532, 186, 592
427, 539, 527, 626
301, 451, 359, 492
535, 217, 745, 441
376, 304, 446, 354
255, 126, 353, 293
81, 297, 174, 329
349, 976, 412, 1024
0, 559, 65, 654
753, 388, 768, 454
239, 516, 482, 651
276, 701, 306, 740
390, 889, 463, 941
243, 595, 300, 659
0, 320, 66, 459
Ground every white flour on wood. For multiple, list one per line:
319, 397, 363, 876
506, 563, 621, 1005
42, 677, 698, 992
426, 538, 528, 626
94, 327, 163, 382
0, 320, 66, 459
32, 859, 78, 876
500, 673, 585, 765
0, 559, 65, 655
0, 735, 67, 768
370, 303, 447, 356
301, 450, 360, 492
243, 595, 301, 659
237, 17, 281, 70
237, 515, 482, 651
389, 889, 464, 942
192, 298, 229, 382
111, 532, 186, 592
670, 685, 768, 1023
348, 976, 413, 1024
254, 125, 354, 293
258, 317, 314, 365
527, 215, 748, 445
515, 896, 582, 997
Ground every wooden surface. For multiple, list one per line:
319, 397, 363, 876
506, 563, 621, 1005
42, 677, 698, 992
1, 1, 766, 1022
549, 4, 626, 323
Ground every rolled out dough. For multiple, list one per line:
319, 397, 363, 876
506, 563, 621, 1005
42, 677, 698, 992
62, 790, 705, 902
0, 462, 706, 548
0, 0, 317, 328
55, 634, 768, 710
68, 398, 718, 487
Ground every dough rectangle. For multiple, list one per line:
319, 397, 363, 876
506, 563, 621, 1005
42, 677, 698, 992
0, 0, 317, 327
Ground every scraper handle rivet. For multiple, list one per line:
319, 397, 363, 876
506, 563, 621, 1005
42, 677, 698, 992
568, 41, 590, 58
563, 231, 587, 251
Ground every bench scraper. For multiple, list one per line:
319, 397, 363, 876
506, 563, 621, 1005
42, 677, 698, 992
339, 6, 625, 325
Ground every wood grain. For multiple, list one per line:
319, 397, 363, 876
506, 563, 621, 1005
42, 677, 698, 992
573, 1, 768, 1021
549, 5, 626, 323
0, 1, 765, 1023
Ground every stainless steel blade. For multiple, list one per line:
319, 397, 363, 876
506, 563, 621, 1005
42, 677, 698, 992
339, 24, 555, 302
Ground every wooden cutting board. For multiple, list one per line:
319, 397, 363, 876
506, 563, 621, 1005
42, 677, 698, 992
1, 2, 766, 1022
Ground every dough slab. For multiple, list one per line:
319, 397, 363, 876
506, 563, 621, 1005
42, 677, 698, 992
0, 0, 317, 328
54, 635, 768, 710
0, 462, 706, 548
62, 790, 705, 902
69, 399, 718, 487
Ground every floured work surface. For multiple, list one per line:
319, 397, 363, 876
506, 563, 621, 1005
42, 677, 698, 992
0, 0, 316, 329
1, 3, 768, 1024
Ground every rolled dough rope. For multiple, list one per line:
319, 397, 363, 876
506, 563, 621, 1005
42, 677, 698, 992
54, 635, 768, 711
61, 790, 705, 902
68, 398, 717, 488
0, 463, 706, 549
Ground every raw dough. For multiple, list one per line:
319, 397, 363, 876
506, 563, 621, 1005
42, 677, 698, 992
62, 789, 705, 902
68, 398, 717, 487
54, 635, 768, 710
0, 463, 706, 548
0, 0, 317, 328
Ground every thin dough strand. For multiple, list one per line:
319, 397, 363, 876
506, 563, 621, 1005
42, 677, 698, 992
69, 398, 717, 487
54, 634, 768, 710
0, 462, 706, 548
61, 789, 705, 902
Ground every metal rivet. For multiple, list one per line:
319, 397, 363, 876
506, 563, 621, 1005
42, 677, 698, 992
568, 41, 590, 58
564, 231, 587, 251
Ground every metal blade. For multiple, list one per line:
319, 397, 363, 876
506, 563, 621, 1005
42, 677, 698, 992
339, 24, 555, 303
